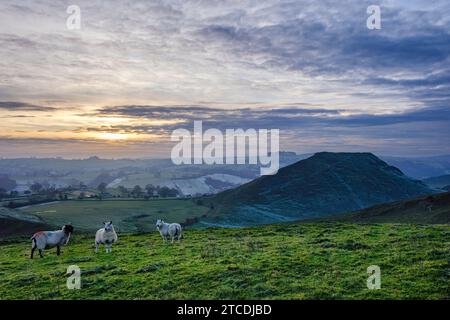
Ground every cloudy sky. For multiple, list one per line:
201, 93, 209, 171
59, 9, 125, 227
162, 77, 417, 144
0, 0, 449, 158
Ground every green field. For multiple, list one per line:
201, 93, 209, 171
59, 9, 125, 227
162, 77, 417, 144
0, 223, 449, 299
19, 199, 209, 232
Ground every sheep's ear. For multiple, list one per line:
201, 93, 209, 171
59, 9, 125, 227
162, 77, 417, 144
110, 220, 112, 224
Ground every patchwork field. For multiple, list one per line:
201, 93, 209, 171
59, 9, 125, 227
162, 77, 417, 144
19, 199, 209, 233
0, 223, 448, 300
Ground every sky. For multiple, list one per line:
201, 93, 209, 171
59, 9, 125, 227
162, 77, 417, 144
0, 0, 449, 158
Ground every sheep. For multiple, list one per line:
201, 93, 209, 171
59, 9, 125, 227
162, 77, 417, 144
30, 224, 74, 259
156, 219, 182, 243
95, 221, 118, 253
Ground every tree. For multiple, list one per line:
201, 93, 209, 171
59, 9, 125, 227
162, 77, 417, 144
98, 182, 107, 194
30, 182, 43, 194
43, 185, 57, 198
157, 186, 170, 197
131, 185, 143, 198
145, 184, 155, 197
157, 186, 179, 198
78, 192, 86, 200
118, 185, 129, 197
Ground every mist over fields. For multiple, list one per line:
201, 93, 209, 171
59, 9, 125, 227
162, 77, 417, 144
1, 152, 450, 198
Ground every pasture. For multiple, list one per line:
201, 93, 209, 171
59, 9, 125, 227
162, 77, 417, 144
19, 199, 209, 232
0, 223, 448, 299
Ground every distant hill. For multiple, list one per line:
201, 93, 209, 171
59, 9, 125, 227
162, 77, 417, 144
202, 152, 436, 226
0, 152, 306, 196
381, 155, 450, 179
319, 192, 450, 224
88, 172, 116, 188
423, 174, 450, 189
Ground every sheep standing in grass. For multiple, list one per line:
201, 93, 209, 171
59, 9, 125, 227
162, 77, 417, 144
30, 225, 74, 259
156, 219, 182, 243
95, 221, 118, 253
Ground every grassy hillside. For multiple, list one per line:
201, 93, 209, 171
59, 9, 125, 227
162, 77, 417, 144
0, 223, 448, 299
0, 217, 51, 239
19, 199, 209, 233
204, 152, 435, 226
321, 192, 450, 224
0, 207, 51, 238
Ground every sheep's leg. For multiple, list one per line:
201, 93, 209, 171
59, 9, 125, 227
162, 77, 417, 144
30, 246, 36, 259
38, 249, 44, 258
106, 244, 111, 253
56, 246, 61, 256
171, 236, 174, 244
95, 242, 99, 253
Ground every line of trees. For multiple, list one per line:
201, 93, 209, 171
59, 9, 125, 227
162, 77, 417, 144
0, 182, 62, 201
2, 181, 71, 208
1, 179, 183, 204
116, 184, 180, 199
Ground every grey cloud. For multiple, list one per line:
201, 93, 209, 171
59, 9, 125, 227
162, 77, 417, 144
83, 103, 450, 133
0, 101, 54, 111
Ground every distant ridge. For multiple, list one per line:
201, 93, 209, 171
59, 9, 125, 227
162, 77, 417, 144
202, 152, 436, 226
317, 191, 450, 224
423, 174, 450, 189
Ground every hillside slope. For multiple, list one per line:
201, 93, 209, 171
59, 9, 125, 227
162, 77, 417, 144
0, 207, 51, 238
19, 199, 209, 234
381, 154, 450, 179
203, 152, 436, 226
320, 192, 450, 224
0, 223, 448, 299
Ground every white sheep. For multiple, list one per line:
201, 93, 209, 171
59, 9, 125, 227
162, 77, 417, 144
30, 224, 74, 259
95, 221, 118, 253
156, 219, 182, 243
